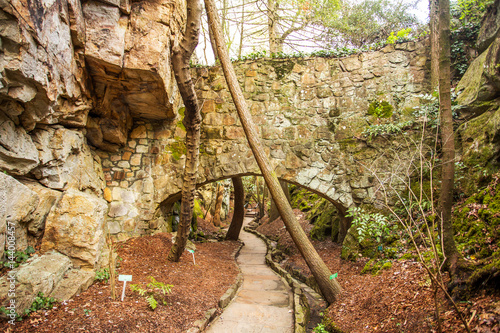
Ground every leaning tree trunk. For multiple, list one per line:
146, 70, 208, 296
226, 177, 245, 240
437, 0, 460, 272
205, 0, 342, 303
213, 183, 224, 226
167, 0, 202, 262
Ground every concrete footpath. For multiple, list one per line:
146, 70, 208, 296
206, 217, 294, 332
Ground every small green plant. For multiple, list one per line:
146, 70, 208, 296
346, 207, 390, 243
24, 292, 57, 316
3, 246, 36, 268
367, 100, 393, 118
387, 28, 412, 44
130, 284, 147, 296
146, 295, 158, 310
362, 121, 413, 140
313, 323, 329, 333
83, 308, 91, 316
95, 268, 110, 283
147, 276, 173, 295
130, 276, 173, 310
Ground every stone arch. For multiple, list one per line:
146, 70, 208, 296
157, 171, 353, 241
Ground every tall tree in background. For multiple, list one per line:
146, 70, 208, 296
226, 177, 245, 240
437, 0, 460, 272
430, 0, 439, 89
213, 182, 224, 226
270, 179, 291, 221
205, 0, 342, 303
167, 0, 202, 262
318, 0, 419, 48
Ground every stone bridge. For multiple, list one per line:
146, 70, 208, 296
100, 40, 430, 240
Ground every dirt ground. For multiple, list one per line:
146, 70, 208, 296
257, 209, 500, 333
0, 233, 240, 333
2, 206, 499, 332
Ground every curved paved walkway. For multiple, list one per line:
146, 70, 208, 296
206, 217, 293, 332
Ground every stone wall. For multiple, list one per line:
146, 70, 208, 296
100, 39, 432, 240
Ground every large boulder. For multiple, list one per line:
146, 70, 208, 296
477, 0, 500, 53
0, 0, 92, 131
82, 0, 183, 151
21, 179, 62, 237
0, 111, 39, 175
49, 269, 95, 301
31, 126, 105, 194
0, 173, 39, 257
456, 30, 500, 119
0, 252, 72, 317
41, 189, 108, 268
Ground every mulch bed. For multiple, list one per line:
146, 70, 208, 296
1, 232, 240, 332
257, 209, 500, 333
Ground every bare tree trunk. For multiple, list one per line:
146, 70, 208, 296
205, 0, 342, 303
226, 177, 245, 240
268, 0, 278, 53
167, 0, 202, 262
437, 0, 459, 272
261, 181, 267, 217
430, 0, 439, 90
238, 1, 245, 58
213, 183, 224, 226
270, 180, 290, 221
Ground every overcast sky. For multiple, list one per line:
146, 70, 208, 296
195, 0, 430, 65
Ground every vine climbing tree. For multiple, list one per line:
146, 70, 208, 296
167, 0, 203, 262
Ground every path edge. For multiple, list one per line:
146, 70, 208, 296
244, 222, 327, 333
185, 241, 244, 333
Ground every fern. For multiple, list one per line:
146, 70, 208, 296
147, 276, 173, 295
130, 284, 147, 296
146, 295, 158, 310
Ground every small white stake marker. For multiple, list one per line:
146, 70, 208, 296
118, 275, 132, 301
187, 249, 196, 265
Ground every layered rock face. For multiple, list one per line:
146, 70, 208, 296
0, 0, 185, 315
456, 2, 500, 195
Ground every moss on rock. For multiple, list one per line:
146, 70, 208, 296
361, 259, 393, 275
453, 175, 500, 260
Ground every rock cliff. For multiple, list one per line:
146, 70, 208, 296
0, 0, 185, 315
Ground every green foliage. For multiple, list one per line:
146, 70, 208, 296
346, 207, 390, 244
147, 276, 173, 295
83, 308, 91, 316
24, 292, 57, 316
168, 140, 186, 161
448, 0, 486, 80
3, 246, 35, 268
231, 33, 426, 64
362, 121, 413, 140
130, 276, 173, 310
386, 28, 412, 44
146, 295, 158, 310
95, 268, 110, 283
456, 0, 492, 24
367, 100, 394, 118
453, 174, 500, 260
313, 323, 329, 333
130, 284, 147, 296
319, 0, 420, 48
